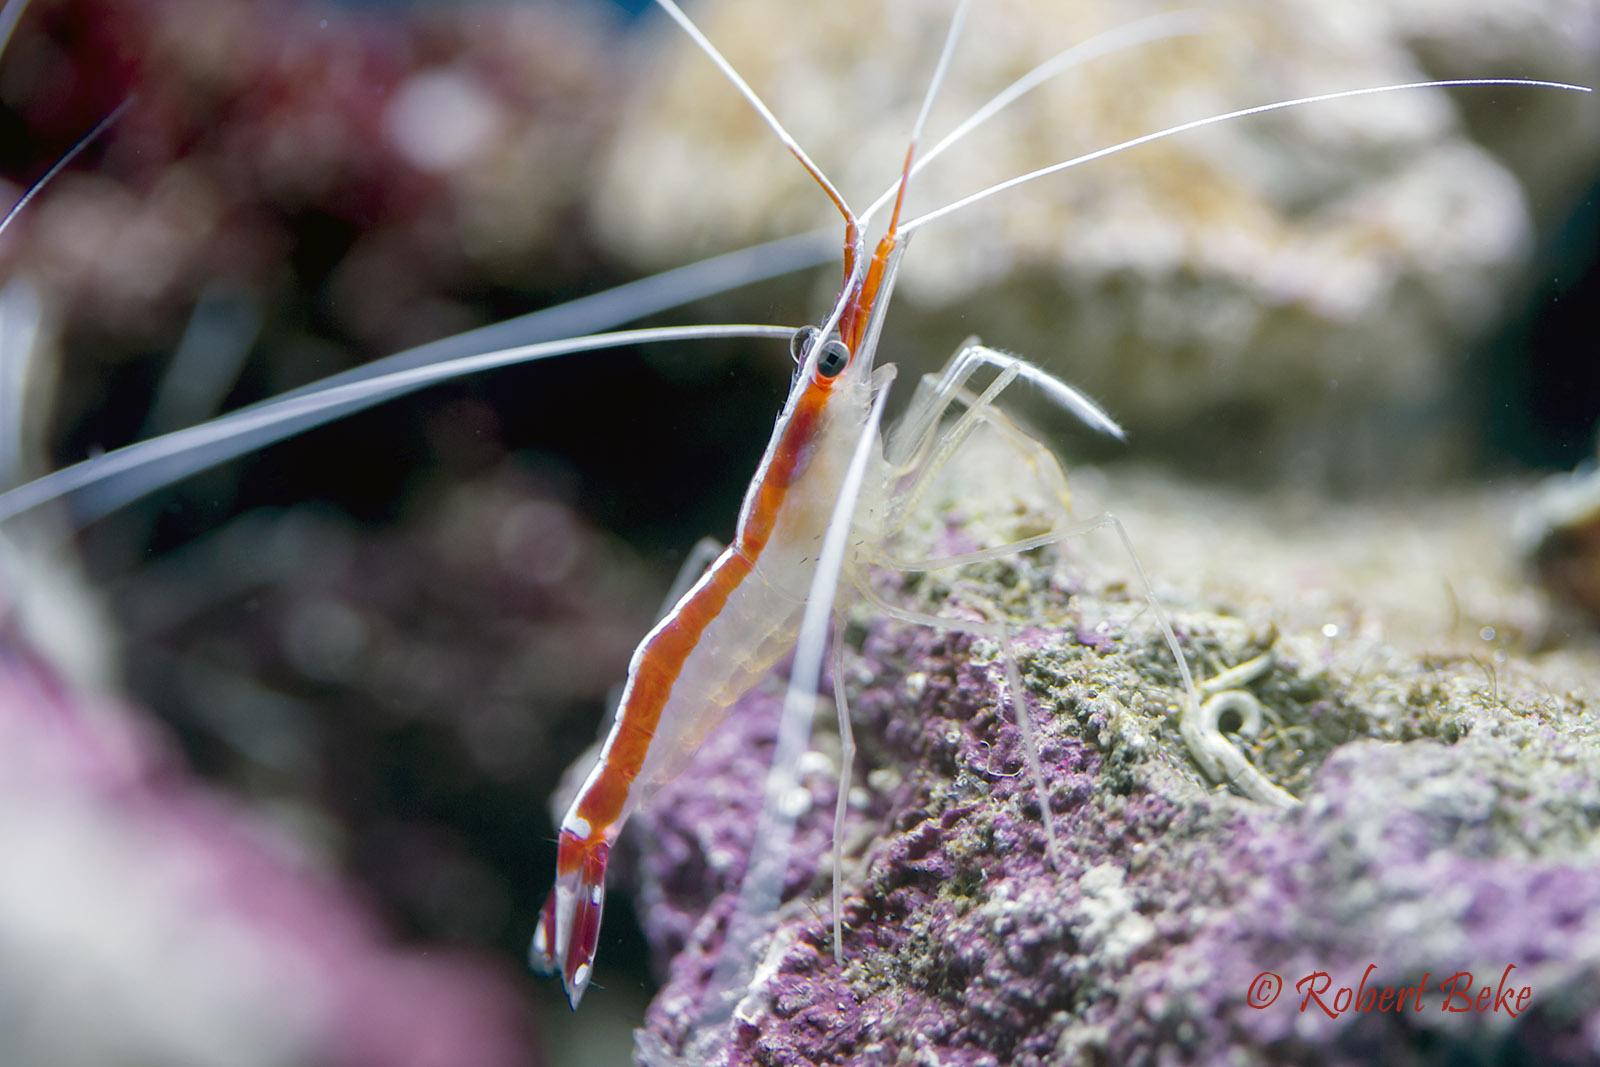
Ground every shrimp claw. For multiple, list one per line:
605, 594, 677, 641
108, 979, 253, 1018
530, 826, 611, 1009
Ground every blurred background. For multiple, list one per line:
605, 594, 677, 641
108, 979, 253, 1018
0, 0, 1596, 1064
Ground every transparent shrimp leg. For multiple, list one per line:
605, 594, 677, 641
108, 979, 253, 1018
826, 391, 1081, 947
848, 578, 1059, 868
888, 381, 1078, 543
890, 514, 1300, 810
827, 605, 855, 966
885, 340, 1122, 481
880, 342, 1112, 582
864, 345, 1293, 854
885, 386, 1300, 809
892, 369, 1299, 807
698, 366, 898, 1030
826, 345, 1119, 876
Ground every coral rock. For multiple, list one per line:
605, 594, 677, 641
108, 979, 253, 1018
625, 466, 1600, 1065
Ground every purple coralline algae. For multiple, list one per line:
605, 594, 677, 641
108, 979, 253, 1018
624, 538, 1600, 1066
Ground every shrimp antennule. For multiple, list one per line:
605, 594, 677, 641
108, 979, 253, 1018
0, 97, 135, 241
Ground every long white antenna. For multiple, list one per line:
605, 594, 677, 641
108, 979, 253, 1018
266, 229, 834, 403
907, 0, 972, 155
0, 0, 32, 62
902, 78, 1592, 234
0, 98, 135, 242
651, 0, 855, 222
0, 323, 795, 526
0, 227, 834, 528
860, 9, 1209, 225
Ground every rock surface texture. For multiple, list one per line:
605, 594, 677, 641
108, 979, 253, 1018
624, 466, 1600, 1066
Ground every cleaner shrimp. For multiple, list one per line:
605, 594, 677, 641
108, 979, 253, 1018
0, 0, 1589, 1044
526, 0, 1591, 1018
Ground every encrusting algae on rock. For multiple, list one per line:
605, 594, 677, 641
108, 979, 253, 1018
620, 453, 1600, 1067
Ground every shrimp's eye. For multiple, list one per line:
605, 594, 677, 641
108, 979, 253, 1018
816, 338, 850, 379
790, 325, 820, 364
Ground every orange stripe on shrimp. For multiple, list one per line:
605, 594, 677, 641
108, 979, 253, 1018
526, 0, 936, 1005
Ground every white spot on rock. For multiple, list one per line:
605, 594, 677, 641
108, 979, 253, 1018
1076, 863, 1154, 964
